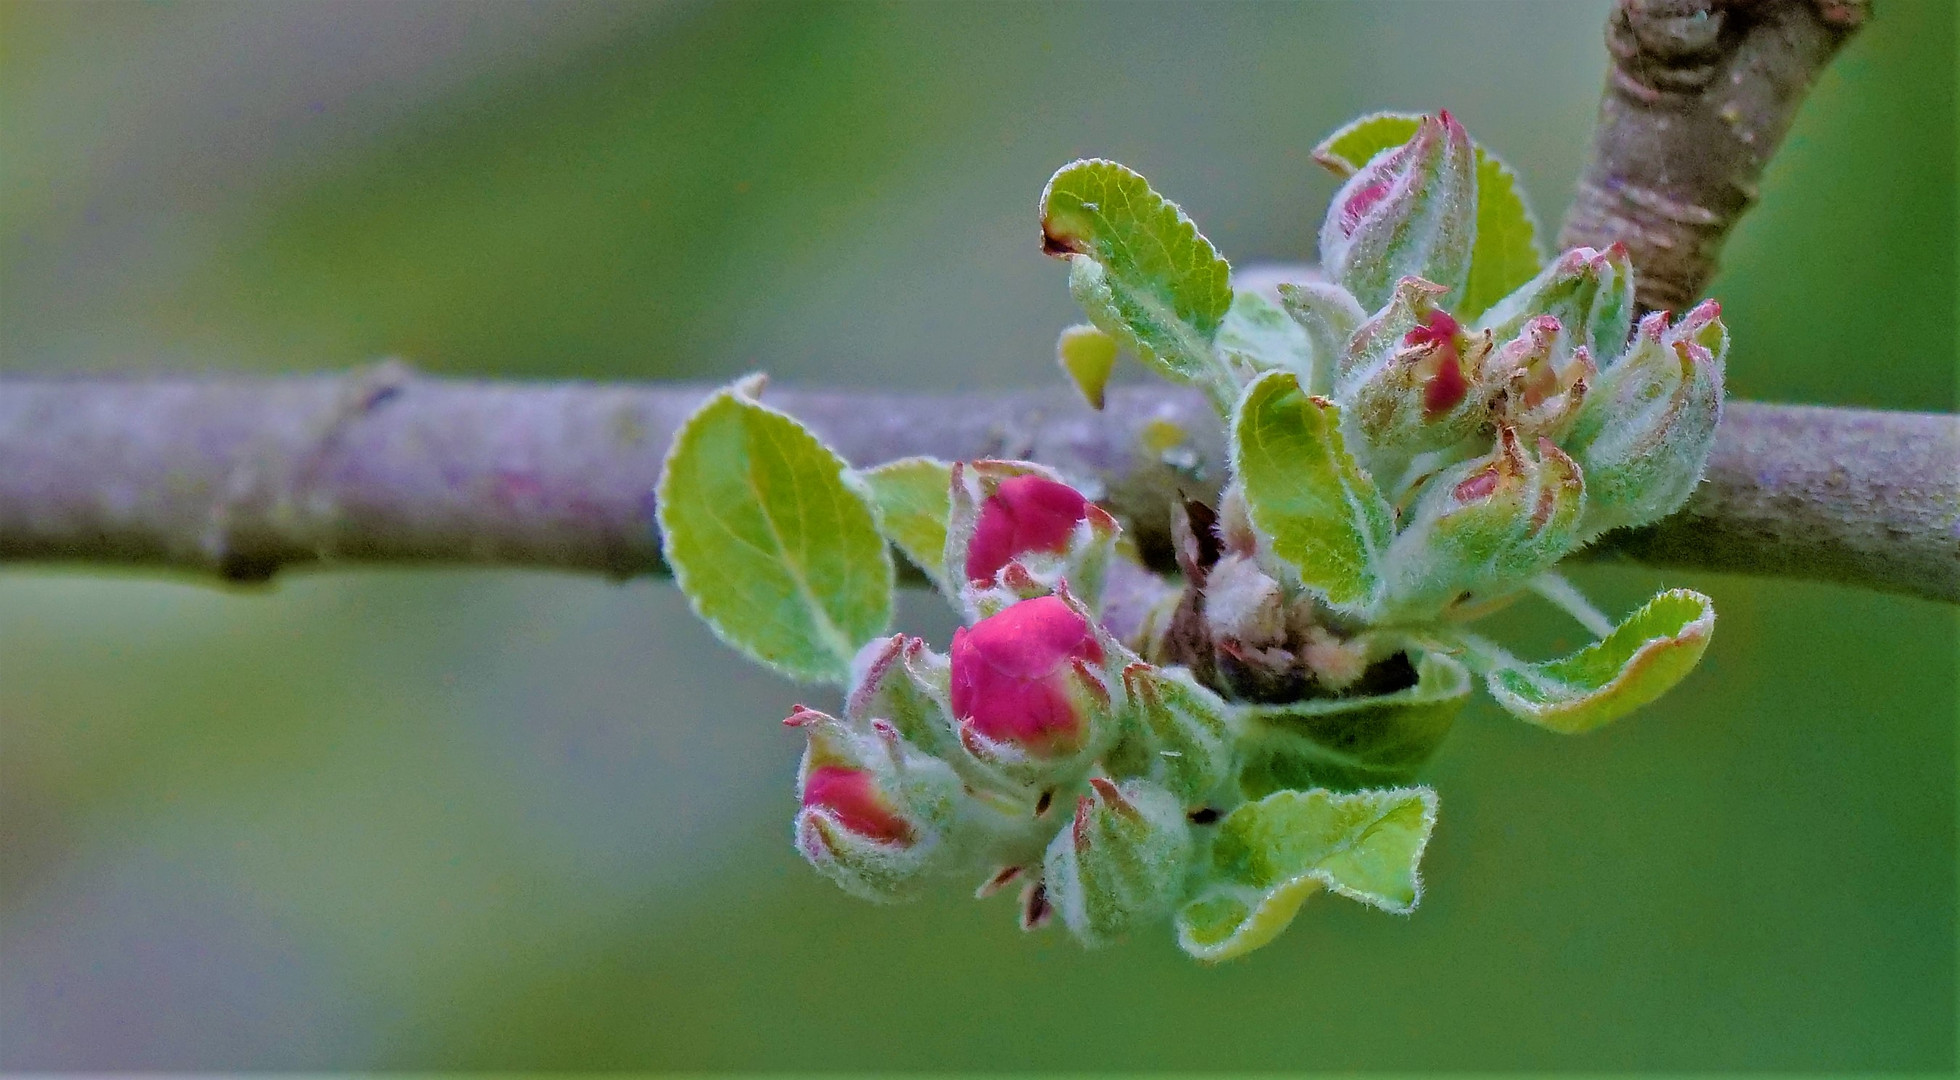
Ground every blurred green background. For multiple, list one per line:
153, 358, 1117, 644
1, 0, 1954, 1069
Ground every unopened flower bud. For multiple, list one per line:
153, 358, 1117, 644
1319, 110, 1477, 312
846, 634, 956, 757
1476, 243, 1635, 365
1565, 301, 1726, 537
1378, 427, 1586, 619
1042, 777, 1195, 947
950, 594, 1115, 782
1339, 277, 1497, 466
947, 461, 1119, 618
1484, 315, 1596, 440
1201, 552, 1301, 702
1112, 663, 1238, 805
790, 706, 965, 902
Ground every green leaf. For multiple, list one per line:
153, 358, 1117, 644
1176, 786, 1437, 962
1237, 650, 1471, 797
1457, 147, 1544, 321
1484, 588, 1715, 733
1230, 369, 1394, 607
657, 385, 893, 684
859, 457, 954, 593
1215, 289, 1313, 383
1312, 111, 1423, 176
1314, 112, 1543, 322
1041, 159, 1233, 400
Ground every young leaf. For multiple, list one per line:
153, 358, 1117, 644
859, 457, 954, 593
657, 386, 893, 685
1236, 650, 1470, 797
1231, 369, 1394, 608
1175, 787, 1438, 963
1056, 323, 1120, 410
1312, 111, 1423, 176
1456, 148, 1544, 322
1484, 588, 1715, 733
1040, 159, 1234, 402
1215, 289, 1313, 384
1314, 112, 1543, 322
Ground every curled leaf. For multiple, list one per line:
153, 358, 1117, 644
1040, 159, 1235, 406
1176, 786, 1438, 962
1236, 650, 1470, 797
1484, 588, 1715, 733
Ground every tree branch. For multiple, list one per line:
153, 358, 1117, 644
2, 371, 1953, 602
1558, 0, 1868, 311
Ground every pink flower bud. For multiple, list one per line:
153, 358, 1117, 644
1484, 315, 1596, 439
965, 474, 1095, 585
1565, 302, 1726, 537
946, 461, 1121, 620
1476, 243, 1635, 365
1377, 427, 1586, 619
790, 705, 967, 901
1319, 110, 1477, 312
801, 764, 915, 846
1340, 277, 1498, 466
950, 595, 1110, 761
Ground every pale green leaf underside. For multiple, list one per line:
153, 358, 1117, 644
657, 389, 893, 685
859, 457, 954, 593
1216, 288, 1313, 382
1042, 159, 1232, 388
1487, 588, 1715, 733
1237, 650, 1470, 796
1176, 787, 1437, 962
1313, 111, 1542, 322
1231, 370, 1394, 607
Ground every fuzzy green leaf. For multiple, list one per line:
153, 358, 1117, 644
1041, 159, 1233, 396
657, 386, 893, 684
1176, 787, 1437, 962
1312, 111, 1423, 176
1237, 650, 1470, 797
859, 457, 954, 593
1216, 289, 1313, 383
1457, 148, 1544, 321
1315, 112, 1542, 322
1484, 588, 1715, 733
1231, 369, 1394, 607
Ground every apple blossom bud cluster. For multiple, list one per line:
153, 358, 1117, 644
658, 108, 1724, 962
781, 477, 1233, 943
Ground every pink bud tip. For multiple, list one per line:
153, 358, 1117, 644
949, 595, 1105, 757
965, 474, 1094, 585
1454, 466, 1500, 503
783, 705, 824, 728
802, 765, 914, 844
1405, 309, 1468, 418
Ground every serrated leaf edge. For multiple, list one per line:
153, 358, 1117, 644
656, 385, 893, 685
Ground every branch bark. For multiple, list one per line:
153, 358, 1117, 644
2, 371, 1953, 602
1, 1, 1933, 606
1559, 0, 1869, 311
